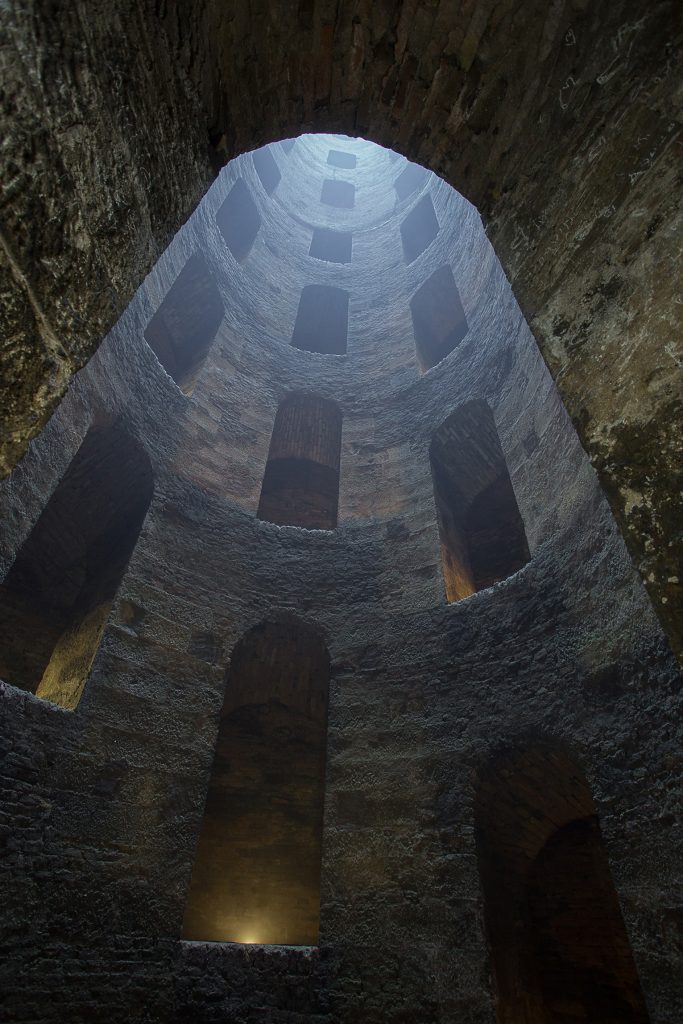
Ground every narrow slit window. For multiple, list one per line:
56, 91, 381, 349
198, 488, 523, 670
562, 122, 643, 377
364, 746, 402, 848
327, 149, 357, 169
400, 194, 439, 264
292, 284, 349, 355
410, 265, 468, 371
309, 228, 352, 264
0, 425, 153, 710
394, 162, 429, 201
144, 253, 224, 394
216, 177, 261, 261
252, 145, 281, 194
430, 400, 530, 602
321, 179, 355, 209
257, 395, 342, 530
183, 619, 329, 946
475, 745, 651, 1024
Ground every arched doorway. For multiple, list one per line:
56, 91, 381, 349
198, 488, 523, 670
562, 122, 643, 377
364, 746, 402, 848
475, 743, 650, 1023
183, 618, 330, 945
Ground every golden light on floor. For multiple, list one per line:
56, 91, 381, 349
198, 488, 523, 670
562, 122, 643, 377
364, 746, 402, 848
181, 620, 329, 947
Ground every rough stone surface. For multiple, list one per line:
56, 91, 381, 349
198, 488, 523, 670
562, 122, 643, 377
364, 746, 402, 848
1, 136, 681, 1022
1, 1, 681, 663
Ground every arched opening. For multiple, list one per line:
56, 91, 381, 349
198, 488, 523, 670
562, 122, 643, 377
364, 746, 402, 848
430, 399, 529, 602
143, 252, 224, 394
475, 744, 650, 1024
182, 618, 330, 946
0, 424, 153, 710
410, 264, 468, 372
257, 394, 343, 530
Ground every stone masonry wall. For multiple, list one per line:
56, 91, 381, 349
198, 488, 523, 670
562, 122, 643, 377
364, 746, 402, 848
1, 135, 681, 1023
1, 1, 681, 663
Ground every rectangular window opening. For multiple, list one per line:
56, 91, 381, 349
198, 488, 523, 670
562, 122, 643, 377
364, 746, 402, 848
400, 193, 439, 264
321, 179, 355, 209
292, 285, 349, 355
394, 162, 429, 201
257, 395, 342, 530
216, 178, 261, 261
309, 228, 352, 264
410, 265, 468, 372
252, 145, 281, 194
327, 149, 357, 169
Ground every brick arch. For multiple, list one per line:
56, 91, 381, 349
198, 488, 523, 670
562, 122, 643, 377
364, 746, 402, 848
3, 1, 681, 658
182, 616, 330, 946
475, 742, 650, 1023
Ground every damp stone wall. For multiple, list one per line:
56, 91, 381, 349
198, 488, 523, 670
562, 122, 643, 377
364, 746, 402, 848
0, 136, 681, 1024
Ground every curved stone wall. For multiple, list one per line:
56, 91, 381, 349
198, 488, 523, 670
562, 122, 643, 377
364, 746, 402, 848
0, 135, 681, 1023
3, 3, 681, 669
